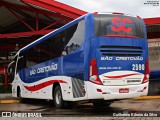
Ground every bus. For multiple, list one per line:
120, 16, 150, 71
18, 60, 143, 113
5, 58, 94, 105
8, 12, 149, 109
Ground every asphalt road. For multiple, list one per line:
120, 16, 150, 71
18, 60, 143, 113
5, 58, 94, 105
0, 98, 160, 118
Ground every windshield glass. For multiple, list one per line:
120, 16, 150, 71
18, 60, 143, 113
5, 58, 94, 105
94, 14, 146, 39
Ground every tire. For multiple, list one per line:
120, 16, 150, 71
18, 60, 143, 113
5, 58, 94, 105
18, 89, 25, 103
54, 86, 65, 109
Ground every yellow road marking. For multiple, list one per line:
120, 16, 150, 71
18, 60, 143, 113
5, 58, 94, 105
133, 96, 160, 100
0, 100, 20, 104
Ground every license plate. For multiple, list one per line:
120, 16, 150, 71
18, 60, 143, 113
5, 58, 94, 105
119, 88, 129, 93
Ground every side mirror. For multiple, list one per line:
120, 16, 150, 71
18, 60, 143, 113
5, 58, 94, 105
8, 61, 15, 74
8, 68, 12, 74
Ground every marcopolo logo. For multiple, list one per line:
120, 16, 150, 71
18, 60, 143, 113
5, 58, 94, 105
127, 80, 141, 83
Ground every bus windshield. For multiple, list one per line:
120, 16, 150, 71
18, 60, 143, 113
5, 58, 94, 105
94, 14, 146, 39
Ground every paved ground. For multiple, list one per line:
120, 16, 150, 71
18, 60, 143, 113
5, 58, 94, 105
0, 98, 160, 119
0, 93, 12, 99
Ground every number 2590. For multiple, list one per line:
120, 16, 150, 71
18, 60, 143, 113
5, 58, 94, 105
132, 64, 144, 71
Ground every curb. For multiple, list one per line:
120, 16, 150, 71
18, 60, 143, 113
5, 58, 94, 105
133, 96, 160, 100
0, 100, 20, 104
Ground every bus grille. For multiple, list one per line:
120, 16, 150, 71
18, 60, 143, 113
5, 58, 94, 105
100, 46, 143, 57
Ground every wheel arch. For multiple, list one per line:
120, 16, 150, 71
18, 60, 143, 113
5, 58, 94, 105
16, 85, 21, 97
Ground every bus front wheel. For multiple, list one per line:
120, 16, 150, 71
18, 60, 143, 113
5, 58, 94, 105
17, 87, 24, 103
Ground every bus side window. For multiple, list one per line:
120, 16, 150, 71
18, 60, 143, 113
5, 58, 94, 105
50, 32, 65, 58
8, 62, 16, 83
25, 48, 39, 67
17, 55, 26, 73
65, 20, 85, 55
19, 20, 85, 67
8, 56, 17, 83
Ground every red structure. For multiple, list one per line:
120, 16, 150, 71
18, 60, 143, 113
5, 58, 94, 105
0, 0, 87, 85
144, 17, 160, 25
0, 0, 87, 39
144, 17, 160, 39
0, 68, 8, 85
0, 68, 5, 74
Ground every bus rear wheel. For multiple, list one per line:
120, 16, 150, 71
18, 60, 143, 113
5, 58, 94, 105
54, 85, 73, 109
54, 86, 65, 109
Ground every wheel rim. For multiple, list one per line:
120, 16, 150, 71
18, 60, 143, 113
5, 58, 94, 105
55, 89, 61, 104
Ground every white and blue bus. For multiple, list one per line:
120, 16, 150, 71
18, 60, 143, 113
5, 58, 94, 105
9, 12, 149, 109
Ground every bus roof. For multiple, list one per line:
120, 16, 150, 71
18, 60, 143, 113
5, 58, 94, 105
94, 12, 142, 19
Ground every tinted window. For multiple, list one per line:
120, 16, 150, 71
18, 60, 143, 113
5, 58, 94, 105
25, 47, 39, 67
21, 20, 85, 68
50, 32, 65, 57
94, 14, 145, 38
17, 55, 26, 72
65, 20, 85, 54
38, 32, 65, 63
